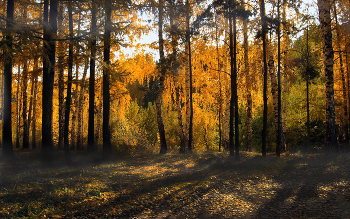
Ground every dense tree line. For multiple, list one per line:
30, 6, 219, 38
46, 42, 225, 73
1, 0, 349, 162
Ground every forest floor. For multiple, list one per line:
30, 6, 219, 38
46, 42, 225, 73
0, 150, 350, 218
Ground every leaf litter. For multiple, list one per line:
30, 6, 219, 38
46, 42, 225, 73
0, 151, 350, 218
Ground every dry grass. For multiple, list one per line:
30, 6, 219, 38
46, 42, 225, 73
0, 150, 350, 218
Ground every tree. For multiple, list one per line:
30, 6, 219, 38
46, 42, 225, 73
242, 0, 252, 152
2, 0, 15, 159
185, 0, 193, 153
31, 58, 39, 149
276, 0, 282, 156
16, 64, 21, 149
260, 0, 268, 156
42, 0, 58, 163
57, 2, 65, 151
168, 0, 186, 153
103, 0, 112, 156
157, 0, 168, 154
318, 0, 337, 151
64, 0, 73, 162
215, 12, 224, 152
227, 1, 239, 159
298, 25, 320, 151
88, 0, 97, 153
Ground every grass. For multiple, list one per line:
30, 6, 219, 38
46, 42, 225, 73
1, 150, 350, 218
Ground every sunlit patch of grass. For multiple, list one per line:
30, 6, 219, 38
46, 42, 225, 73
317, 179, 350, 199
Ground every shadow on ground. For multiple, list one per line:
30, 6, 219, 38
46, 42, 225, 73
1, 150, 350, 218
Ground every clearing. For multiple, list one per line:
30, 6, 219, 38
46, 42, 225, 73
1, 150, 350, 218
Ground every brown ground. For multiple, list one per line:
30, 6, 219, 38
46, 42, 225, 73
0, 150, 350, 218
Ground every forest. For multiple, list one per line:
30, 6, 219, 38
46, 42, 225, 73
1, 0, 350, 217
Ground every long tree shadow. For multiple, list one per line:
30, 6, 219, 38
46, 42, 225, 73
253, 154, 350, 218
67, 154, 240, 218
68, 154, 287, 218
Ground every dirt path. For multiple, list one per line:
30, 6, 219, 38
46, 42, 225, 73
1, 151, 350, 218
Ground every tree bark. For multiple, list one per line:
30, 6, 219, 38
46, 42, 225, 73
228, 4, 239, 159
57, 2, 65, 151
281, 0, 288, 152
22, 62, 29, 149
276, 0, 282, 156
169, 1, 186, 154
42, 0, 57, 163
64, 0, 73, 161
242, 2, 252, 152
306, 26, 311, 150
2, 0, 15, 158
31, 59, 39, 149
103, 0, 112, 156
71, 12, 82, 151
268, 50, 284, 154
88, 0, 97, 153
215, 14, 223, 152
21, 5, 29, 150
185, 0, 193, 152
95, 83, 103, 146
318, 0, 338, 151
260, 0, 268, 156
157, 0, 167, 154
16, 64, 21, 149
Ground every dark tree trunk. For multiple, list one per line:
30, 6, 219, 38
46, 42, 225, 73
306, 26, 311, 150
2, 0, 15, 159
318, 0, 337, 151
347, 39, 350, 149
16, 64, 21, 149
22, 5, 29, 150
228, 7, 235, 157
71, 12, 81, 151
260, 0, 268, 156
276, 0, 282, 156
103, 0, 112, 156
233, 14, 239, 161
157, 0, 167, 155
215, 14, 223, 152
243, 5, 252, 152
281, 0, 288, 152
64, 1, 73, 162
57, 2, 65, 151
31, 59, 39, 149
22, 62, 29, 149
88, 0, 97, 153
185, 0, 193, 152
28, 66, 34, 148
42, 0, 57, 163
95, 84, 103, 146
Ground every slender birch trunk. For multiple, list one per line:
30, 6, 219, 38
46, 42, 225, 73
318, 0, 338, 151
